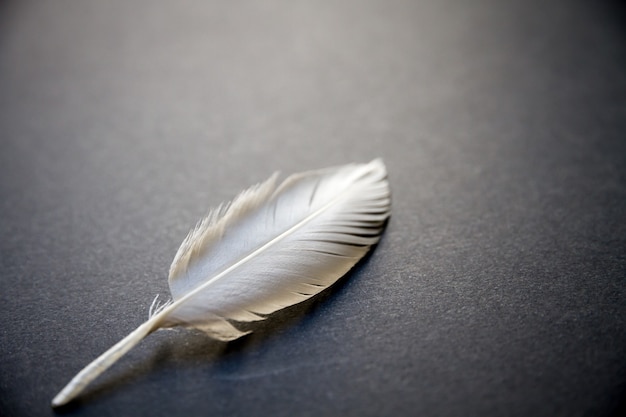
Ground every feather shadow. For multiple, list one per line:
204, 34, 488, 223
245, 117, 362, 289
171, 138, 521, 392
53, 241, 385, 412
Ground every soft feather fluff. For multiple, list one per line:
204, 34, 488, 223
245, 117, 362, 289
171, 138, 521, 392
52, 159, 391, 407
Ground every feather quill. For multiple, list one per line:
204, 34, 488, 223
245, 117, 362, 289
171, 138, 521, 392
51, 159, 391, 407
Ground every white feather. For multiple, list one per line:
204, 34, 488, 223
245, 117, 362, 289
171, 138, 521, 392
52, 159, 390, 407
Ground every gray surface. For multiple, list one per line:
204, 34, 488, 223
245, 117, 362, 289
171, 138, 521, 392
1, 0, 625, 416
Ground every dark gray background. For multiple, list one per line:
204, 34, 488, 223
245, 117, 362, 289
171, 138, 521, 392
1, 1, 625, 416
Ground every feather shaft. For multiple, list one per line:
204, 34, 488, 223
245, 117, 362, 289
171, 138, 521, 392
51, 316, 161, 407
51, 159, 390, 407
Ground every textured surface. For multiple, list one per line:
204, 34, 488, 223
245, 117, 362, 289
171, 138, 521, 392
1, 0, 625, 416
